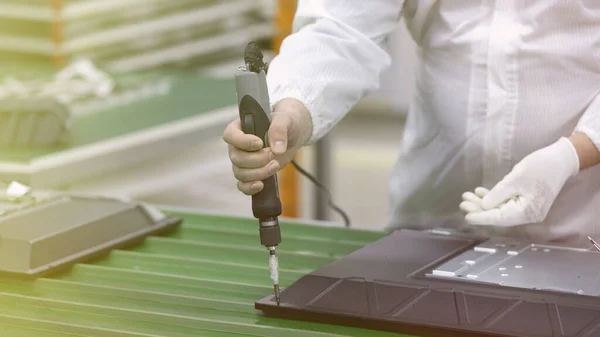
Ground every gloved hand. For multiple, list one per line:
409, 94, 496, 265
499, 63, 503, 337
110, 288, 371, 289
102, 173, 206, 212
460, 137, 580, 226
223, 98, 312, 195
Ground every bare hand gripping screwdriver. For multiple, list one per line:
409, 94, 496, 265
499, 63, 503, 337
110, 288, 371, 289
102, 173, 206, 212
235, 42, 282, 304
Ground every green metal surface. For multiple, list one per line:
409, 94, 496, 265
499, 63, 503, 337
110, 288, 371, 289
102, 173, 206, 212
0, 211, 411, 336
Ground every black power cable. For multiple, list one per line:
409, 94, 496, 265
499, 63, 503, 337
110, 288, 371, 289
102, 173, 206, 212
290, 159, 351, 227
243, 41, 351, 227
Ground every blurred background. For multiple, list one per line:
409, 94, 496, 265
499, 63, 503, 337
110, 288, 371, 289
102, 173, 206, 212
0, 0, 417, 229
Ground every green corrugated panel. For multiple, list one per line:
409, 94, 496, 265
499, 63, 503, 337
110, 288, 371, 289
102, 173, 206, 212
0, 211, 411, 336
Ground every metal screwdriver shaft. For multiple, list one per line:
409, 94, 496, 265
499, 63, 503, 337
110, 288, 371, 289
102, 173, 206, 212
269, 247, 280, 304
235, 42, 282, 305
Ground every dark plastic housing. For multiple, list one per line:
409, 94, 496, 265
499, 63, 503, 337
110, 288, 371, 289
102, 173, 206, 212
237, 78, 282, 222
256, 230, 600, 337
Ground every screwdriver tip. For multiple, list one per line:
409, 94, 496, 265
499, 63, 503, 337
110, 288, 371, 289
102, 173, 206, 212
274, 284, 280, 305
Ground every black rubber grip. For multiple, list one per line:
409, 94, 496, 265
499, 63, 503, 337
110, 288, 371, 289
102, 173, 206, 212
238, 95, 283, 221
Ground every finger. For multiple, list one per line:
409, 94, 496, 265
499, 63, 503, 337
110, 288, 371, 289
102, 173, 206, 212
462, 191, 482, 204
237, 181, 263, 195
229, 146, 273, 169
460, 201, 482, 213
465, 208, 504, 226
475, 187, 490, 198
223, 119, 263, 151
232, 160, 280, 182
465, 199, 524, 226
481, 183, 518, 210
267, 114, 290, 155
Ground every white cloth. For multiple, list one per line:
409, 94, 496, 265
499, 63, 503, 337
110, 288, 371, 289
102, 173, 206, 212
266, 0, 600, 244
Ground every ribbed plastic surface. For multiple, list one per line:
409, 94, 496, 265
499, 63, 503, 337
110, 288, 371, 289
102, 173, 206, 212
0, 211, 407, 337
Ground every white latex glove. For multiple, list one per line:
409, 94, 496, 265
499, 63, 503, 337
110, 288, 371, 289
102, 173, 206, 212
460, 137, 580, 226
460, 187, 490, 213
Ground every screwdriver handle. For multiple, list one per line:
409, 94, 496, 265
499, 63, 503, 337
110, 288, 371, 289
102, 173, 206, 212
235, 69, 283, 224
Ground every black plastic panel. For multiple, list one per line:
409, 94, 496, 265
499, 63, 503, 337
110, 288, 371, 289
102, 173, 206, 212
256, 230, 600, 337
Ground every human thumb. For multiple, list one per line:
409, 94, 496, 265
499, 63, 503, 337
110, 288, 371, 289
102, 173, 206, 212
267, 113, 291, 155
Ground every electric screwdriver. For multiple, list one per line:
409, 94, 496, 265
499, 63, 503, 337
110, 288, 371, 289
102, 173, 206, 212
235, 42, 282, 304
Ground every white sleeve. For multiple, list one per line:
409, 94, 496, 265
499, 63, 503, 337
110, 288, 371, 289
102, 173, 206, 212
266, 0, 405, 144
575, 92, 600, 151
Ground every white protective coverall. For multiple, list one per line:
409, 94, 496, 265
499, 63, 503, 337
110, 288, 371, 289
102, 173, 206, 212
265, 0, 600, 244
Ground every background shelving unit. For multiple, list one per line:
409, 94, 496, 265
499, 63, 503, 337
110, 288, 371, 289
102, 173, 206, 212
0, 0, 275, 72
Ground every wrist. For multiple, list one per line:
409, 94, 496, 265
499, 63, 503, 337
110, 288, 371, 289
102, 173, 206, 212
556, 137, 580, 177
568, 132, 600, 171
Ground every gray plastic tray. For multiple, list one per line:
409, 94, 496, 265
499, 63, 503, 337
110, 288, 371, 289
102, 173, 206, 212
0, 194, 181, 277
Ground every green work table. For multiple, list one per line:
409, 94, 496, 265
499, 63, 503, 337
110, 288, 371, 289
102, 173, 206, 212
0, 208, 410, 337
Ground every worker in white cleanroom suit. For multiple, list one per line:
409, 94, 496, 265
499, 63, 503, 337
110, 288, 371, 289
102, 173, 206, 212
223, 1, 600, 245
